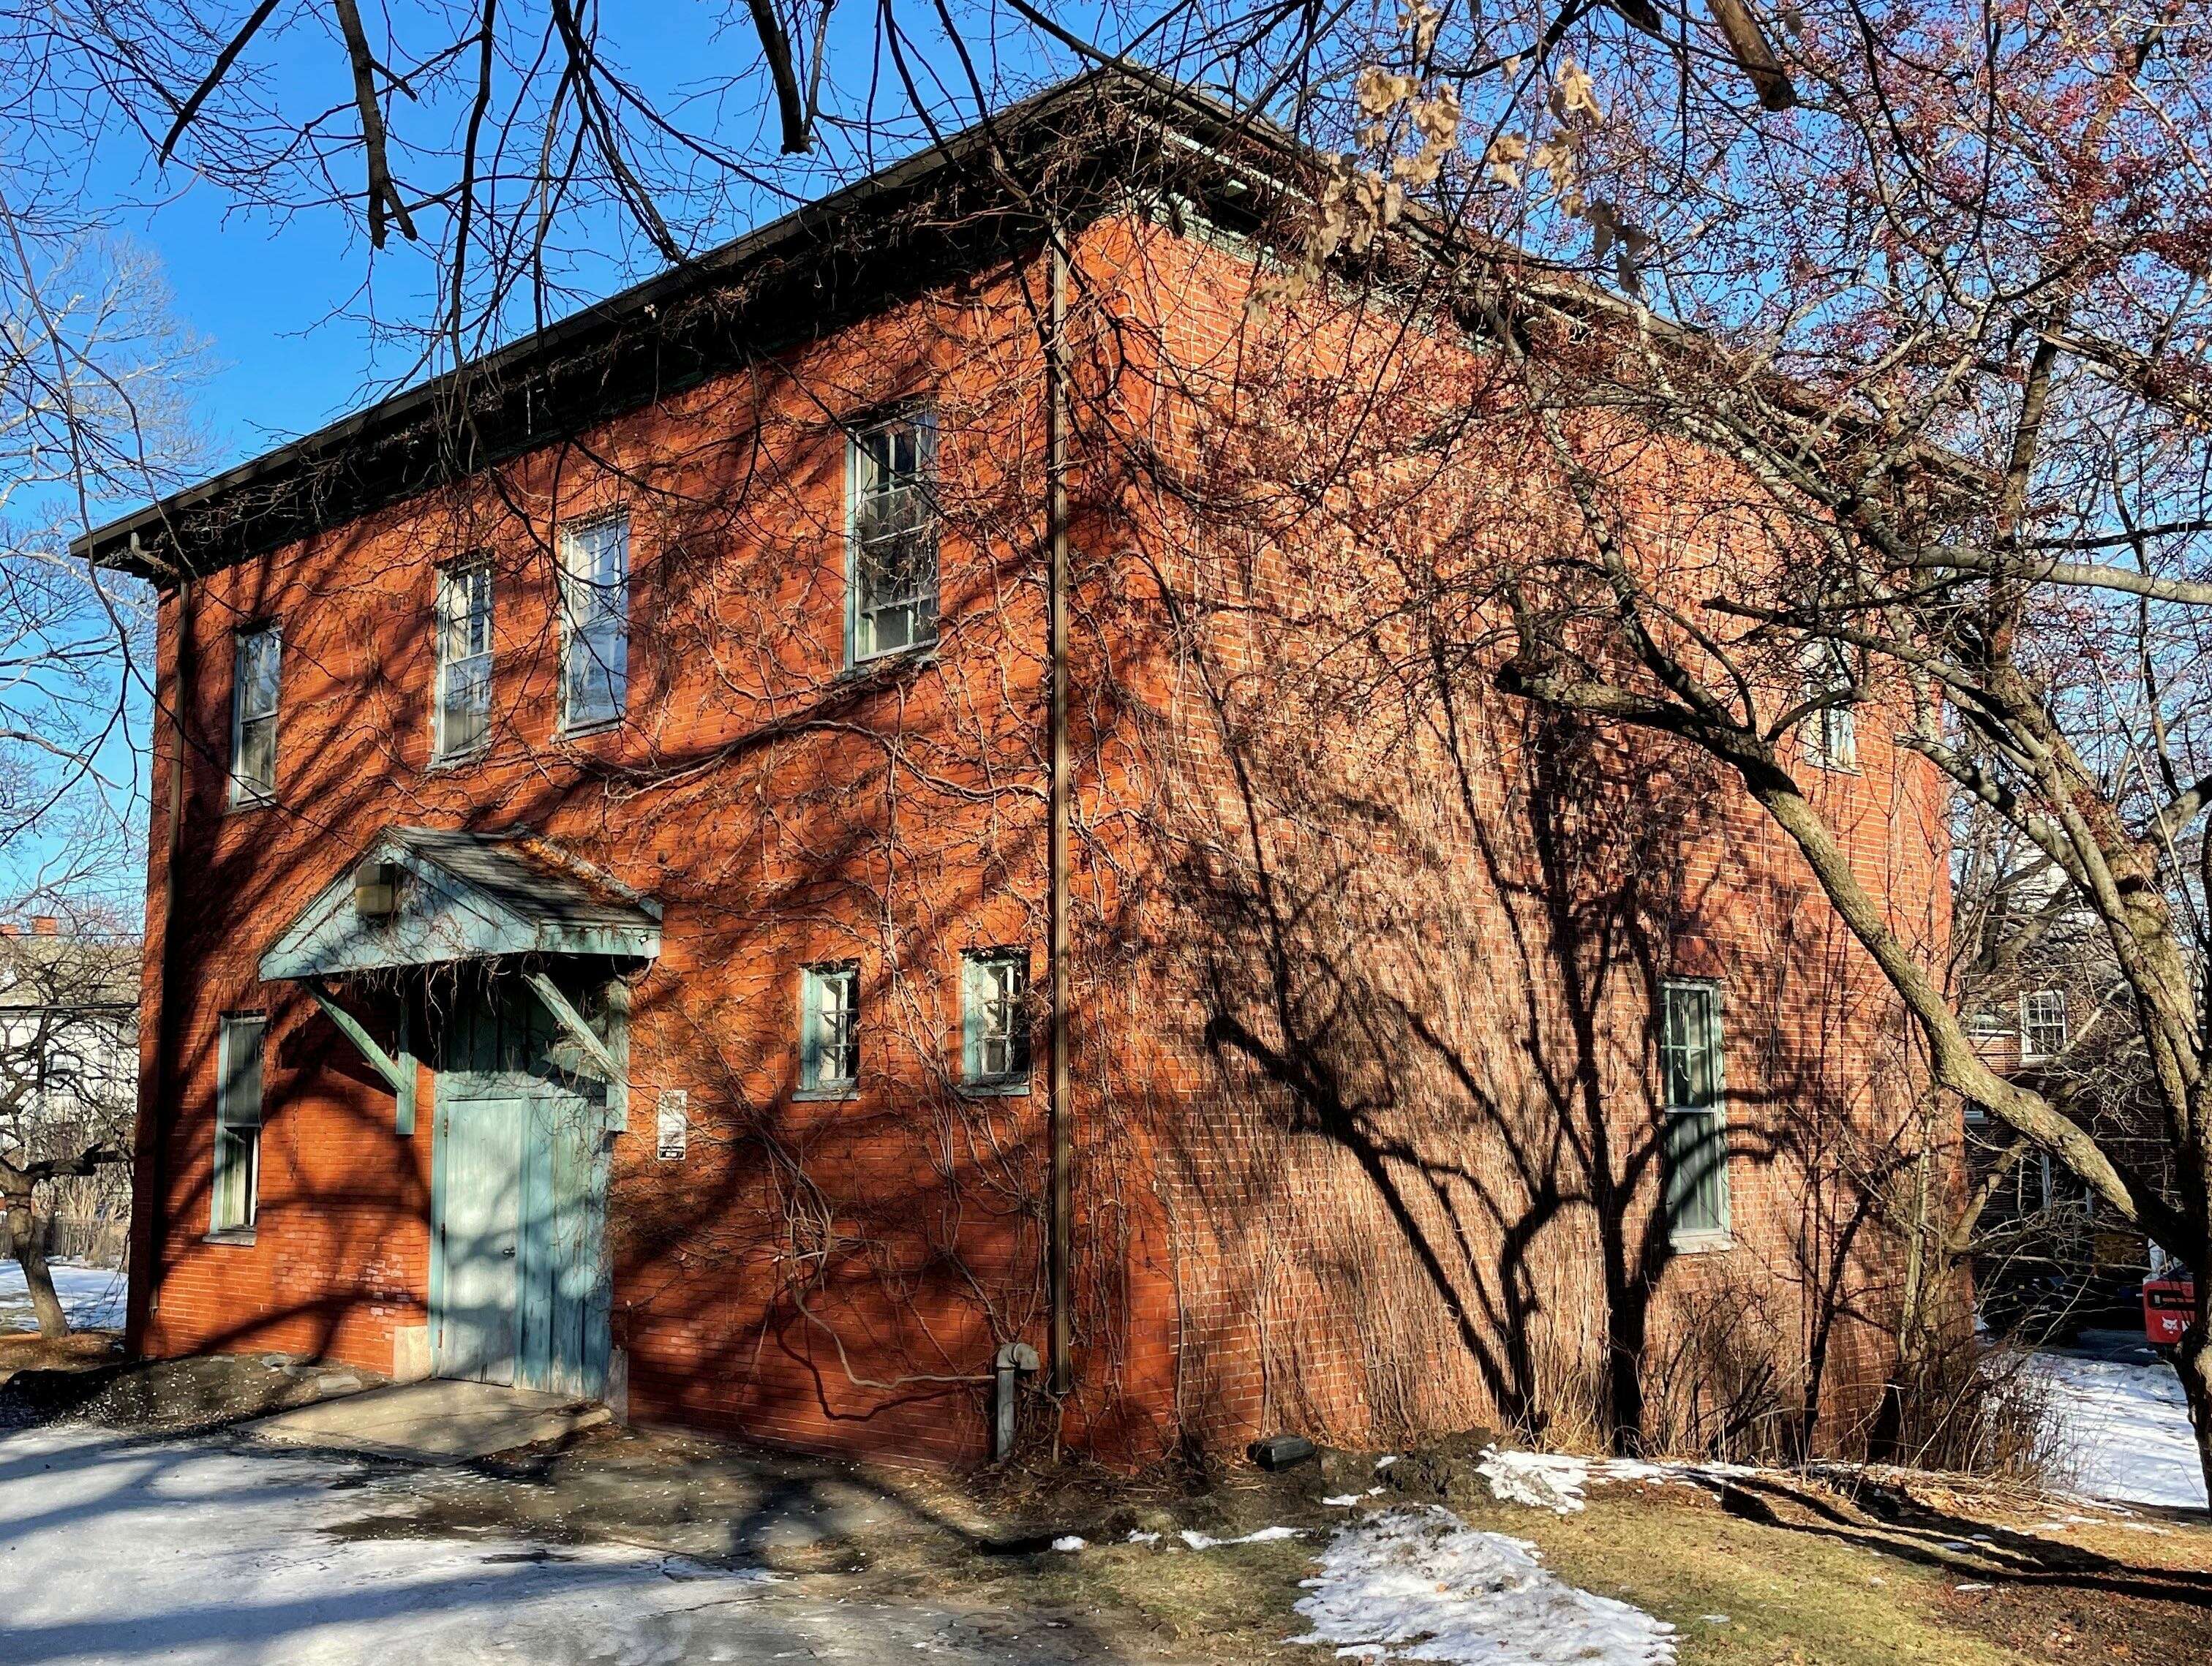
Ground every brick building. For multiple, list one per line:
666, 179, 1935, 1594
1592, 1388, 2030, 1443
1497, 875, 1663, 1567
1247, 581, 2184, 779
83, 74, 1952, 1466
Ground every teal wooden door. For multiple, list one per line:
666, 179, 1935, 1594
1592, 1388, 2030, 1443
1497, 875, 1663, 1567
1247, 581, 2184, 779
430, 973, 614, 1398
433, 1096, 524, 1384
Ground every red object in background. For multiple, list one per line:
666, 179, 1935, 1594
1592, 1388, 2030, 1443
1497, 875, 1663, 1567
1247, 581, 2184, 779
2144, 1275, 2194, 1347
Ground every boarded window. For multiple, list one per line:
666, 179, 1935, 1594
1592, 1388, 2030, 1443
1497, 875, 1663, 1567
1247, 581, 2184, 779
1660, 980, 1728, 1241
961, 949, 1031, 1090
560, 515, 629, 728
436, 557, 494, 758
799, 963, 859, 1094
231, 626, 282, 802
212, 1014, 266, 1234
849, 415, 938, 662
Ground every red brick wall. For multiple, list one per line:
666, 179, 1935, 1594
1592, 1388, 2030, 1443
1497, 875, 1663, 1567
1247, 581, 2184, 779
125, 211, 1954, 1467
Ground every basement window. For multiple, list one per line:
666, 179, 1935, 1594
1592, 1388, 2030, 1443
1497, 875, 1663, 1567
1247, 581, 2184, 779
798, 962, 859, 1098
961, 949, 1031, 1093
2020, 989, 2069, 1061
229, 625, 282, 805
847, 414, 938, 664
211, 1014, 266, 1237
435, 557, 494, 759
1660, 980, 1730, 1245
560, 513, 629, 731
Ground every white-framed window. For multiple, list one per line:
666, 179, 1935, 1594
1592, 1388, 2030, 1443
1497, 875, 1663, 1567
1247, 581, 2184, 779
1660, 979, 1729, 1243
798, 962, 859, 1096
1798, 640, 1858, 772
435, 557, 494, 758
560, 513, 629, 729
847, 414, 938, 663
230, 625, 282, 803
2020, 989, 2069, 1060
961, 949, 1031, 1092
212, 1014, 266, 1235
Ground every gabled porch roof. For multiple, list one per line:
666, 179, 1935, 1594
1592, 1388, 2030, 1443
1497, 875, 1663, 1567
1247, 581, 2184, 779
257, 827, 663, 983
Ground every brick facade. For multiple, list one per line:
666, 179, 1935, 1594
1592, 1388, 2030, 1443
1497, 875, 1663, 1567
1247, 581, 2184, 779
118, 182, 1953, 1468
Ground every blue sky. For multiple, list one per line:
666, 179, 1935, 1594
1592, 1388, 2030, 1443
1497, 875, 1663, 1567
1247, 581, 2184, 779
30, 7, 1139, 909
87, 6, 1145, 471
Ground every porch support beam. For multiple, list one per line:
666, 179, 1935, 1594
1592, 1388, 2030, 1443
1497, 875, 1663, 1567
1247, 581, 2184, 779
303, 976, 415, 1135
523, 970, 627, 1131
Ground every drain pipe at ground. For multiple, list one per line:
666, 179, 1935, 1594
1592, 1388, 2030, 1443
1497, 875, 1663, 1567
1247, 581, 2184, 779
996, 1341, 1041, 1460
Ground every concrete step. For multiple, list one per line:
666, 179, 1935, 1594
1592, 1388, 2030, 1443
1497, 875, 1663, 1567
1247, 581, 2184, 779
249, 1377, 612, 1465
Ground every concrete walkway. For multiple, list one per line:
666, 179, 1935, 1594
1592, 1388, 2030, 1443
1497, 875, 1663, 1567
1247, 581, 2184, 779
250, 1379, 610, 1463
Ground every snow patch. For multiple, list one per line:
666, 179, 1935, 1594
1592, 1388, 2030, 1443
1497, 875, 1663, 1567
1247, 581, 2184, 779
1291, 1504, 1676, 1665
1475, 1450, 1592, 1515
0, 1423, 792, 1664
2031, 1352, 2207, 1510
1476, 1446, 1761, 1514
1179, 1525, 1304, 1550
1050, 1535, 1086, 1553
0, 1257, 127, 1332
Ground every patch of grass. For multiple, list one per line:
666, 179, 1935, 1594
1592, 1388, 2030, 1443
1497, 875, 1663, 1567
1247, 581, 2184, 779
1497, 1490, 2039, 1665
979, 1534, 1316, 1657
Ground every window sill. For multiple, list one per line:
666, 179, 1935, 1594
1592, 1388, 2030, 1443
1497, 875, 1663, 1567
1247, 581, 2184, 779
842, 644, 939, 682
224, 791, 277, 817
426, 746, 494, 774
556, 717, 624, 742
1669, 1230, 1734, 1256
793, 1085, 859, 1102
203, 1229, 258, 1247
959, 1077, 1032, 1098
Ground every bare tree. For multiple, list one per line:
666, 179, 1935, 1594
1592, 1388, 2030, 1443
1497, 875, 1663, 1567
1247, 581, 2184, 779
1219, 1, 2212, 1491
0, 908, 137, 1337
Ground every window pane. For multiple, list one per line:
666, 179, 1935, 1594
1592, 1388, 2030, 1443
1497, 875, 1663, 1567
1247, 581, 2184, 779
443, 655, 492, 754
802, 965, 859, 1090
233, 630, 280, 794
239, 629, 280, 720
237, 714, 276, 795
562, 519, 629, 725
437, 562, 494, 756
1660, 984, 1727, 1238
1664, 1109, 1726, 1236
214, 1017, 265, 1232
851, 418, 937, 662
964, 952, 1029, 1082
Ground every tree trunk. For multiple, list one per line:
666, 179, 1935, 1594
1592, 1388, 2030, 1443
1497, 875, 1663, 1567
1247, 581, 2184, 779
3, 1191, 68, 1339
2180, 1288, 2212, 1509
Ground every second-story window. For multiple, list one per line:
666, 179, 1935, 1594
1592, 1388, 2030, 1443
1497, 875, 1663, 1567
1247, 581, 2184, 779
1798, 640, 1858, 772
2021, 989, 2069, 1060
849, 415, 938, 663
560, 514, 629, 730
230, 624, 282, 804
436, 558, 494, 759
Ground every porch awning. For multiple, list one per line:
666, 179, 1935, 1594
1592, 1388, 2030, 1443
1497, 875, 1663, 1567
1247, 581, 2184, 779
258, 826, 663, 983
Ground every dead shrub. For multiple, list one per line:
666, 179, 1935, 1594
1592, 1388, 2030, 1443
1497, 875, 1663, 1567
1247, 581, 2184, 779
1637, 1278, 1806, 1463
1880, 1332, 2061, 1485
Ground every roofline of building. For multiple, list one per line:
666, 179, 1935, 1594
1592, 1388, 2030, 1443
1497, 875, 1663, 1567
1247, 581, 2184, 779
73, 66, 1304, 580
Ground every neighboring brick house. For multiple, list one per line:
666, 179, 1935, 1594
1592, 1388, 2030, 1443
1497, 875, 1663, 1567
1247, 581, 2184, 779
82, 73, 1952, 1466
1960, 862, 2162, 1310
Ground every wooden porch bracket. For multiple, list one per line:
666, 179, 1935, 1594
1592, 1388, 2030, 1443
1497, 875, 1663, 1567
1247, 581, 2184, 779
303, 976, 417, 1136
524, 970, 628, 1131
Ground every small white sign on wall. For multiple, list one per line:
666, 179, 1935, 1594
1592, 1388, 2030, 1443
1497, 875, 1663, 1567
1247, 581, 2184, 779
655, 1090, 688, 1162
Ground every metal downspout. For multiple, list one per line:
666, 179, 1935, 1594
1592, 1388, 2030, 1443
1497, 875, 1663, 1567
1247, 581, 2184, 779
1046, 238, 1075, 1400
